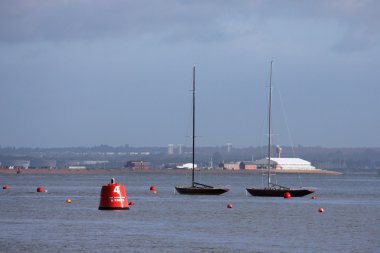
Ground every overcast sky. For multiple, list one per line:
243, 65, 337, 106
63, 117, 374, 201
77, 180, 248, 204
0, 0, 379, 148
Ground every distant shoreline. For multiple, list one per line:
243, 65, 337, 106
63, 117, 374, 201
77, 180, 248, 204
0, 168, 342, 175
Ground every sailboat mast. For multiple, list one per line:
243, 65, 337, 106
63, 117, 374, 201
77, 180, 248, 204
267, 61, 273, 187
192, 66, 196, 188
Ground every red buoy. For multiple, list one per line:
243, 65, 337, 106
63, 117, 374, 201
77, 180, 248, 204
227, 203, 233, 209
318, 207, 324, 213
311, 196, 317, 200
284, 192, 291, 199
2, 185, 10, 190
150, 185, 156, 191
37, 187, 44, 193
129, 201, 135, 206
99, 178, 129, 210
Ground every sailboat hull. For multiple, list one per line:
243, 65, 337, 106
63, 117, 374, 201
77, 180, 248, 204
175, 186, 229, 195
246, 187, 314, 197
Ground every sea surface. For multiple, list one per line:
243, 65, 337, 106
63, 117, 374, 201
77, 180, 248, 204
0, 171, 379, 253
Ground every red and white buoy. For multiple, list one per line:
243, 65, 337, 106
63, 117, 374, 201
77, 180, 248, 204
37, 187, 44, 193
318, 207, 324, 213
2, 185, 10, 190
311, 196, 317, 200
227, 203, 233, 209
99, 178, 129, 210
284, 192, 291, 199
150, 185, 157, 195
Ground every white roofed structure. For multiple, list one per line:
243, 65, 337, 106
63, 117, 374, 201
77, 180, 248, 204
255, 158, 316, 170
176, 163, 197, 169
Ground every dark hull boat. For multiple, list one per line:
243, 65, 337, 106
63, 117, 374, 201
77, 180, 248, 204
175, 182, 229, 195
246, 61, 315, 198
246, 186, 314, 197
175, 66, 229, 195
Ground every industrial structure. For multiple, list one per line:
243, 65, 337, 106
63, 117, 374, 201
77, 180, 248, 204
125, 161, 151, 170
223, 162, 257, 170
176, 163, 197, 169
255, 157, 316, 170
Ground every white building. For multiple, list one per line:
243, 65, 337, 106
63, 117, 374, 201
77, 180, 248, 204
255, 158, 316, 170
178, 144, 183, 155
168, 144, 174, 155
176, 163, 197, 169
12, 160, 30, 169
68, 166, 87, 170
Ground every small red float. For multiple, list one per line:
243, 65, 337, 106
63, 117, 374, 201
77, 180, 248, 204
3, 185, 10, 190
99, 178, 129, 210
284, 192, 291, 199
128, 201, 135, 206
37, 187, 44, 193
150, 185, 156, 191
318, 207, 324, 213
227, 203, 233, 209
311, 196, 317, 200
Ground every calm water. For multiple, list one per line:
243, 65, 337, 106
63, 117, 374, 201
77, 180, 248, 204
0, 171, 379, 253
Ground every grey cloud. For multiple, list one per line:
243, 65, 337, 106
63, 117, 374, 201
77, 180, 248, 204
1, 0, 379, 52
0, 0, 248, 43
0, 0, 379, 148
331, 1, 380, 52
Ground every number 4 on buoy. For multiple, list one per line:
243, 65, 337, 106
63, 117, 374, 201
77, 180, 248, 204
113, 186, 121, 194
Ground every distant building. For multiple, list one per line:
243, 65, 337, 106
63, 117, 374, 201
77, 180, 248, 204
226, 143, 232, 153
162, 163, 178, 169
255, 158, 316, 170
12, 160, 30, 169
176, 163, 197, 169
68, 166, 87, 170
82, 161, 109, 165
65, 160, 81, 168
126, 161, 151, 170
178, 144, 183, 155
223, 162, 241, 170
241, 162, 257, 170
39, 160, 57, 169
223, 162, 257, 170
168, 144, 174, 155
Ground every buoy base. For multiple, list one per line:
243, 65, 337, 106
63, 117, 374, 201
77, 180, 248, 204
99, 207, 130, 210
